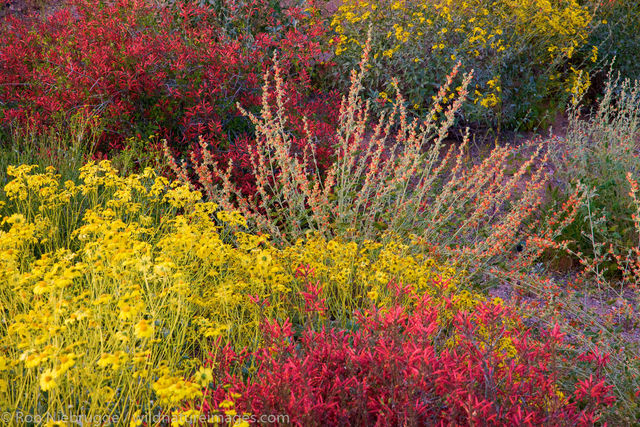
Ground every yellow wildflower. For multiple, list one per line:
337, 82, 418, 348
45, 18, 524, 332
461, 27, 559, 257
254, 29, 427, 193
134, 318, 154, 339
40, 368, 59, 391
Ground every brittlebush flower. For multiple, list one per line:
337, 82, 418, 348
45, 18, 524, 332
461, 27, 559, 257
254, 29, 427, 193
195, 366, 213, 387
56, 353, 77, 375
118, 302, 137, 321
134, 319, 154, 339
40, 368, 58, 391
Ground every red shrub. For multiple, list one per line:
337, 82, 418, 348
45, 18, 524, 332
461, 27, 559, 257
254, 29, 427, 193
0, 0, 338, 191
202, 286, 614, 426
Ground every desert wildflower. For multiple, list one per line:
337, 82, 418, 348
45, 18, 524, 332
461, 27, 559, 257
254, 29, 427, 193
195, 366, 213, 387
118, 302, 136, 321
40, 368, 58, 391
134, 318, 154, 339
56, 353, 77, 375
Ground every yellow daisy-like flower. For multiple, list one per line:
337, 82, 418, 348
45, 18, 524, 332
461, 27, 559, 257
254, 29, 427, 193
56, 353, 76, 375
134, 318, 154, 339
24, 352, 48, 369
40, 368, 59, 391
118, 302, 137, 321
96, 353, 112, 369
33, 280, 51, 295
195, 366, 213, 387
255, 250, 272, 271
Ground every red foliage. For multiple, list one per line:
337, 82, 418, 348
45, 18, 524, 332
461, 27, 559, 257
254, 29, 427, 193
0, 0, 339, 191
202, 284, 615, 426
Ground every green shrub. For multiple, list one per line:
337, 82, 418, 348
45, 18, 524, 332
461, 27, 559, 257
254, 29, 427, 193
587, 0, 640, 82
548, 73, 640, 273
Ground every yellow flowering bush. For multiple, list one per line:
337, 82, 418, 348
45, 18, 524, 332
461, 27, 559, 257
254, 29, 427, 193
0, 162, 216, 420
0, 161, 490, 420
325, 0, 593, 128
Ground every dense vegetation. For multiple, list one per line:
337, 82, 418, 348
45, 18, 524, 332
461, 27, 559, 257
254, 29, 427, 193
1, 0, 639, 424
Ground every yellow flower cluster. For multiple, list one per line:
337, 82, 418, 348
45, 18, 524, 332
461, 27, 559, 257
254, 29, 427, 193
0, 161, 221, 419
0, 161, 494, 419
